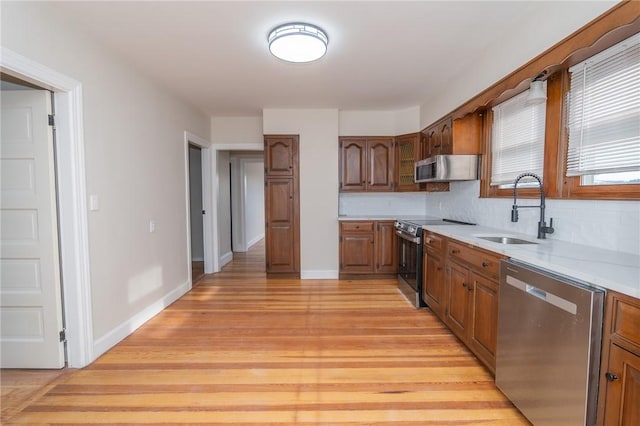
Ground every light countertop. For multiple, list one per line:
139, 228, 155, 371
423, 224, 640, 299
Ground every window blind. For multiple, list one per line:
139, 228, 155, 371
566, 33, 640, 177
491, 84, 547, 186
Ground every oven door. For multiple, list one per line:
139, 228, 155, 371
396, 230, 422, 294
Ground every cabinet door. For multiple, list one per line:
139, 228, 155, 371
265, 178, 296, 273
367, 138, 394, 191
423, 249, 445, 319
340, 138, 367, 192
265, 135, 296, 176
603, 344, 640, 426
375, 221, 397, 273
340, 233, 375, 273
439, 117, 453, 154
445, 261, 470, 340
395, 134, 420, 192
468, 272, 499, 372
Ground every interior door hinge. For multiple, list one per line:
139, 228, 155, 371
48, 114, 55, 127
59, 329, 67, 343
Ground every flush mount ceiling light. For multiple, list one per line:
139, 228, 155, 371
268, 23, 328, 63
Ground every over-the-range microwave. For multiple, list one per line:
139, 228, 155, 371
415, 154, 480, 183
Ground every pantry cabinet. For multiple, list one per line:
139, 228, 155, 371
339, 220, 397, 277
339, 137, 394, 192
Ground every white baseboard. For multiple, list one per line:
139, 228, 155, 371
93, 280, 191, 359
247, 234, 265, 249
301, 270, 339, 279
219, 251, 233, 267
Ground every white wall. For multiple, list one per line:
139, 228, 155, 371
211, 116, 263, 144
189, 147, 204, 261
419, 1, 617, 126
244, 161, 265, 248
339, 107, 420, 136
216, 151, 232, 265
1, 2, 210, 355
263, 109, 340, 278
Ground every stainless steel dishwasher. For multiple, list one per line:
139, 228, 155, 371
496, 259, 604, 426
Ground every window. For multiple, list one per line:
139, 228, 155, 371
566, 33, 640, 188
490, 82, 547, 188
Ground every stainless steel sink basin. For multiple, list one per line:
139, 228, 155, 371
477, 236, 538, 245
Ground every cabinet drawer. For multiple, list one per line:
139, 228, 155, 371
610, 294, 640, 348
448, 240, 503, 279
423, 231, 443, 252
340, 221, 374, 232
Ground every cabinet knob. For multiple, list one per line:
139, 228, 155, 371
605, 372, 619, 382
462, 282, 467, 288
426, 238, 433, 244
482, 261, 490, 267
451, 249, 460, 254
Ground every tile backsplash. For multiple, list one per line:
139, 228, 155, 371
339, 182, 640, 256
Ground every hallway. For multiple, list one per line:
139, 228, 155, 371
2, 241, 528, 424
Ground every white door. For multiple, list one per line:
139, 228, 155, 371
1, 90, 65, 368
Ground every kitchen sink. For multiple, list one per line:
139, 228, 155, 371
477, 236, 538, 245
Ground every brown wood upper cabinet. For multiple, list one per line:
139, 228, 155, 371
339, 137, 394, 192
395, 132, 421, 192
264, 135, 300, 276
421, 113, 482, 158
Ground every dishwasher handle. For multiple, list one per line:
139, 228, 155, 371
526, 284, 547, 301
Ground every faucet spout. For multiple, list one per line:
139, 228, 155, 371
511, 173, 554, 239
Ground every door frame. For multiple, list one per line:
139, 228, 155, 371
230, 155, 265, 252
1, 47, 93, 368
209, 144, 263, 272
183, 132, 213, 278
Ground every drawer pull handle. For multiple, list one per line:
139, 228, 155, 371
482, 261, 490, 267
605, 372, 619, 382
451, 249, 460, 254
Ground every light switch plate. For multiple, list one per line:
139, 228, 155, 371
89, 195, 99, 211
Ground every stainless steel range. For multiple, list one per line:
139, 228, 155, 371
395, 217, 475, 307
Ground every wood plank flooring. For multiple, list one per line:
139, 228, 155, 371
2, 240, 530, 424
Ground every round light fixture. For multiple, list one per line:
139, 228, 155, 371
268, 23, 328, 63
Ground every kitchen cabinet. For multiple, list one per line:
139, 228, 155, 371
421, 113, 482, 158
443, 239, 505, 373
597, 290, 640, 426
339, 220, 397, 277
395, 132, 421, 192
264, 135, 300, 275
422, 231, 445, 318
339, 137, 394, 192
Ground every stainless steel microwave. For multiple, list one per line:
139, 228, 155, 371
415, 154, 480, 183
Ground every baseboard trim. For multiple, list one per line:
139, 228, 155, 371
247, 234, 265, 249
301, 270, 339, 279
219, 251, 233, 267
93, 280, 191, 359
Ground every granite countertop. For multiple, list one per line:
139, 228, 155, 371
423, 224, 640, 299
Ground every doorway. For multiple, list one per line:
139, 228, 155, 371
188, 144, 205, 283
0, 76, 65, 368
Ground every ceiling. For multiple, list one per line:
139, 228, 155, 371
43, 1, 597, 116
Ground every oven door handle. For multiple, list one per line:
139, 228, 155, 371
395, 230, 421, 244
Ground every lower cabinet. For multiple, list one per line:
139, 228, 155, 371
422, 231, 445, 318
429, 235, 504, 374
597, 290, 640, 426
339, 220, 397, 277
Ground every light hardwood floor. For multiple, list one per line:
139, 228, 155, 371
2, 240, 530, 424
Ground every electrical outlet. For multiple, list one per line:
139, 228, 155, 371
149, 220, 157, 233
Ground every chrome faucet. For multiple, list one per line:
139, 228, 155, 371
511, 172, 554, 239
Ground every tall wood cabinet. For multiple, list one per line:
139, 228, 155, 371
264, 135, 300, 276
597, 290, 640, 426
339, 137, 394, 192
